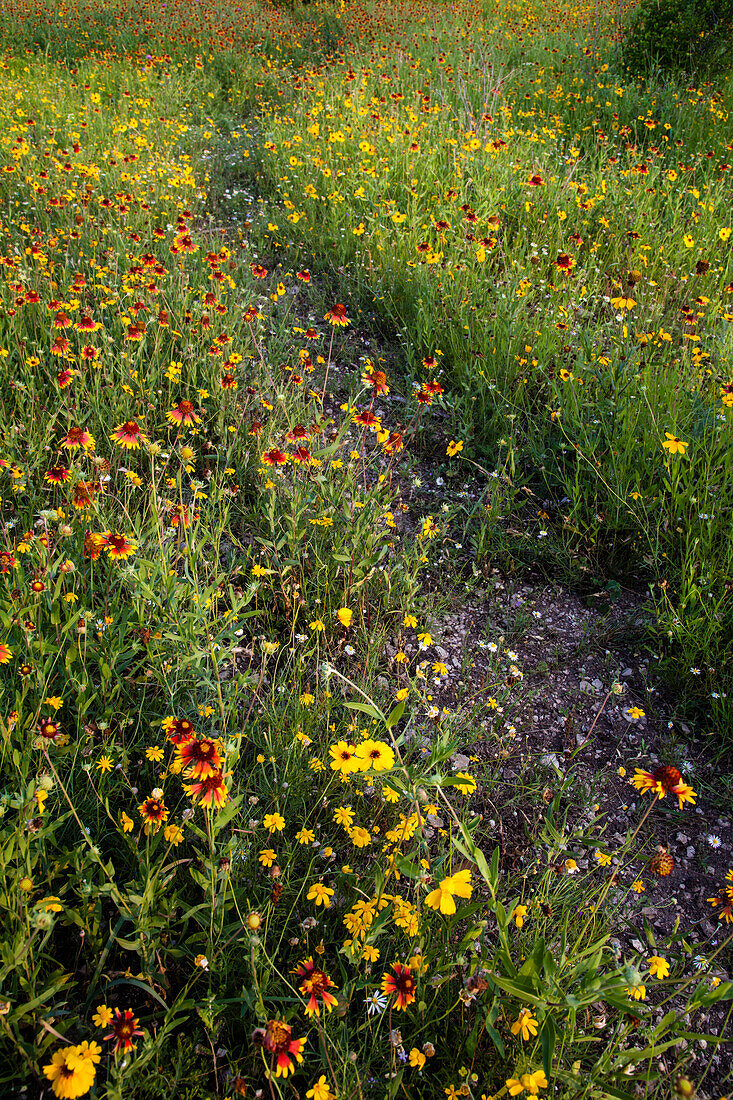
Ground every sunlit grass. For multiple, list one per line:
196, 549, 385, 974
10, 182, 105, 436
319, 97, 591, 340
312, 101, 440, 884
0, 0, 732, 1096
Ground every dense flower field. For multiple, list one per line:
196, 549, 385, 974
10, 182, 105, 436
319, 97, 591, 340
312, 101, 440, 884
0, 0, 732, 1096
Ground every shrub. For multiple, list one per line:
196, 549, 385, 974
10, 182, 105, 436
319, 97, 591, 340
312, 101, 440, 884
622, 0, 733, 76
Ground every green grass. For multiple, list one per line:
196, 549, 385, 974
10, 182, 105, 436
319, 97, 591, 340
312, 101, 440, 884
0, 0, 732, 1097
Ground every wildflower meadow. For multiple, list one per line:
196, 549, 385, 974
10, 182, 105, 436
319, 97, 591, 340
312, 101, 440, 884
0, 0, 732, 1096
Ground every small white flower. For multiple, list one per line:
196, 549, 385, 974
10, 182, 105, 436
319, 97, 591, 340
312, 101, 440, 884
366, 991, 387, 1016
707, 834, 722, 848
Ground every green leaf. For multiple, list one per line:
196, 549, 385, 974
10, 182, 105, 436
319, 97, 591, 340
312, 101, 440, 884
394, 854, 421, 880
541, 1015, 556, 1078
384, 699, 405, 730
344, 700, 383, 721
488, 973, 545, 1008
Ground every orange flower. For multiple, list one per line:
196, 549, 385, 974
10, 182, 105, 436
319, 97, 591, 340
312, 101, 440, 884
381, 963, 416, 1011
184, 770, 228, 809
83, 532, 107, 561
260, 1019, 305, 1077
37, 717, 63, 743
649, 847, 674, 877
62, 426, 95, 451
352, 409, 381, 430
163, 716, 197, 745
72, 481, 102, 509
176, 737, 222, 779
104, 532, 137, 559
324, 303, 350, 326
44, 465, 70, 485
103, 1008, 143, 1054
362, 368, 389, 394
553, 252, 576, 275
167, 401, 201, 426
631, 765, 696, 809
138, 795, 169, 834
262, 448, 289, 466
292, 958, 339, 1017
111, 420, 146, 449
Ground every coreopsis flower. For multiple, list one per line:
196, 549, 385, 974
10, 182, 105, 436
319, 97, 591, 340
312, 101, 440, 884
512, 904, 528, 928
648, 955, 670, 979
92, 1004, 114, 1028
307, 882, 334, 907
661, 433, 688, 455
381, 963, 416, 1011
263, 812, 285, 832
354, 739, 395, 772
261, 1019, 305, 1077
292, 957, 339, 1017
511, 1007, 539, 1041
138, 794, 169, 834
625, 982, 646, 1001
307, 1076, 336, 1100
409, 1048, 426, 1070
425, 869, 473, 915
324, 303, 350, 326
631, 765, 696, 809
164, 824, 184, 846
336, 607, 353, 627
333, 805, 355, 827
166, 400, 201, 426
43, 1042, 99, 1098
453, 772, 477, 795
446, 440, 463, 457
175, 737, 222, 779
185, 771, 228, 809
104, 1007, 143, 1053
111, 420, 146, 449
506, 1069, 548, 1096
